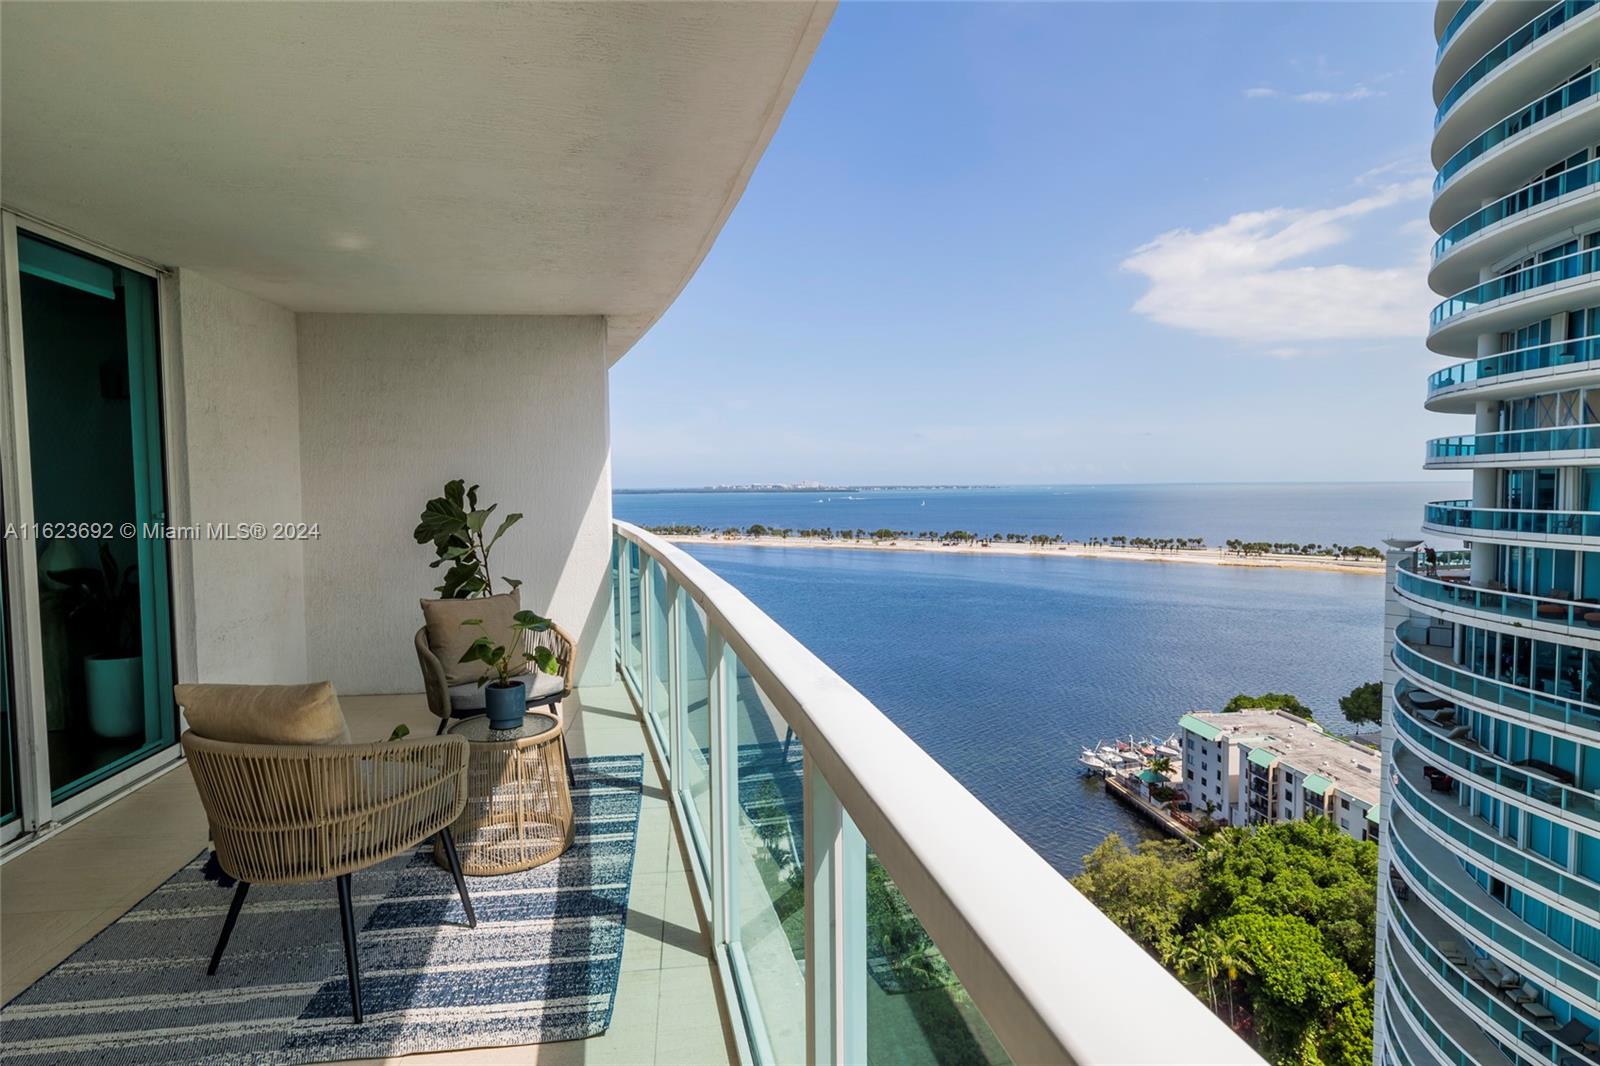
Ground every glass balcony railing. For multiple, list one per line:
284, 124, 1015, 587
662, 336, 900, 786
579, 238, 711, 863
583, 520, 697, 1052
1392, 686, 1600, 825
1428, 336, 1600, 395
610, 521, 1257, 1066
1393, 639, 1600, 734
1386, 889, 1561, 1066
1422, 499, 1600, 538
1436, 0, 1596, 127
1435, 68, 1600, 193
1389, 825, 1600, 1002
1439, 0, 1485, 59
1392, 757, 1600, 913
1431, 246, 1600, 327
1427, 423, 1600, 462
1434, 159, 1600, 260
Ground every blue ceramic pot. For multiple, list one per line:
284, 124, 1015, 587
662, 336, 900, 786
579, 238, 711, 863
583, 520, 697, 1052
484, 679, 527, 730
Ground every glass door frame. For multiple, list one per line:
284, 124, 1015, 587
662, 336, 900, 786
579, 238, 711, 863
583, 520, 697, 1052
0, 211, 188, 841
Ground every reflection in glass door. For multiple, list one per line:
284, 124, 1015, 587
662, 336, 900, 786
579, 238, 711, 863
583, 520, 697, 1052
1, 493, 18, 841
15, 230, 175, 804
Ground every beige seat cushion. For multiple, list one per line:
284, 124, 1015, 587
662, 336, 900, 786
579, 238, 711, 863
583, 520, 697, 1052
448, 669, 565, 715
176, 682, 350, 745
421, 590, 528, 686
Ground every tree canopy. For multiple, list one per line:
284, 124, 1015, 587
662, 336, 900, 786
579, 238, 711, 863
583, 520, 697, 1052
1223, 692, 1314, 719
1338, 682, 1383, 726
1072, 819, 1377, 1065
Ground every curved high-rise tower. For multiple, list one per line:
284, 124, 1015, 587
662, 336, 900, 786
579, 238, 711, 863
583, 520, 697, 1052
1378, 3, 1600, 1064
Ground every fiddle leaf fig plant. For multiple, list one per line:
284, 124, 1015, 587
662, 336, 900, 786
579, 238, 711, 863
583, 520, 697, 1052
414, 479, 522, 598
48, 542, 141, 658
458, 610, 559, 688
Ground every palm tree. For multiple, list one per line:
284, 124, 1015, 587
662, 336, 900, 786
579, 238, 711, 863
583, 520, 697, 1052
1213, 929, 1254, 1025
1172, 934, 1219, 1012
1148, 755, 1173, 778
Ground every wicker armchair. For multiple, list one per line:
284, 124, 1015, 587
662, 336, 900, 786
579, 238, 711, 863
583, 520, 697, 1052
181, 730, 475, 1023
415, 619, 575, 733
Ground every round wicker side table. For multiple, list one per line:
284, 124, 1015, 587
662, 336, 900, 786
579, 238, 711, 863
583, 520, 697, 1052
433, 711, 575, 875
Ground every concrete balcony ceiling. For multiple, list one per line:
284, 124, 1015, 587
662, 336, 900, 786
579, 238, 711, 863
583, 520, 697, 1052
0, 1, 832, 363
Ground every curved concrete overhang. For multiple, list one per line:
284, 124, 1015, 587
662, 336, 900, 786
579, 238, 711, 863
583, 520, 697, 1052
0, 1, 833, 364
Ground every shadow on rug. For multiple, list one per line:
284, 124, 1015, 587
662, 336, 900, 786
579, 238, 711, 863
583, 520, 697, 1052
1, 754, 642, 1064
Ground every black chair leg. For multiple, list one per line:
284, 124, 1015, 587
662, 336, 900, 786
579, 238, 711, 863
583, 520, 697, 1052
437, 827, 477, 928
435, 717, 449, 736
335, 873, 363, 1024
207, 880, 250, 976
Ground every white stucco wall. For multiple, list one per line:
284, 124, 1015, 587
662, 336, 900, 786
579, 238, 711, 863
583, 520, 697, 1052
295, 314, 614, 695
174, 269, 309, 682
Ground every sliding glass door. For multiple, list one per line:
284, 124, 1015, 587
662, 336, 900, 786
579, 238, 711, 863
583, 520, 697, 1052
3, 223, 176, 829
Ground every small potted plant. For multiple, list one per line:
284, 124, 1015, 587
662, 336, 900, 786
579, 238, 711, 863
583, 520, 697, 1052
49, 543, 143, 739
458, 610, 559, 729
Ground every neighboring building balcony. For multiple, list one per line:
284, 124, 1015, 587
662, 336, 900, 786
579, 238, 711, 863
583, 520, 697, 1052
1389, 810, 1600, 1004
1426, 335, 1600, 412
1392, 637, 1600, 738
1393, 683, 1600, 828
1429, 246, 1600, 348
1431, 156, 1600, 292
1427, 424, 1600, 468
1433, 0, 1600, 147
1390, 744, 1600, 922
1387, 871, 1600, 1065
1430, 68, 1600, 232
1383, 929, 1518, 1066
1422, 499, 1600, 546
1395, 552, 1600, 637
609, 522, 1257, 1065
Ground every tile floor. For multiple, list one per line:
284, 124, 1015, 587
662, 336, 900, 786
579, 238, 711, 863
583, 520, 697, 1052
0, 683, 736, 1066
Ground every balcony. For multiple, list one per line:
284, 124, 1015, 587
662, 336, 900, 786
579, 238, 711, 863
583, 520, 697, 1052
1394, 553, 1600, 637
610, 523, 1259, 1064
1388, 809, 1600, 1003
0, 683, 738, 1064
1392, 637, 1600, 738
1429, 68, 1600, 233
1391, 684, 1600, 828
1429, 246, 1600, 349
1427, 424, 1600, 468
1426, 335, 1600, 412
1433, 0, 1600, 163
1421, 499, 1600, 546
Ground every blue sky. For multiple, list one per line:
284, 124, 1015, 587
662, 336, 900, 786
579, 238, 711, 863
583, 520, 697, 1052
612, 2, 1459, 488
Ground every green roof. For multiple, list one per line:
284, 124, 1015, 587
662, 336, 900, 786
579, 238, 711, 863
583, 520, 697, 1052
1179, 714, 1221, 742
1247, 747, 1277, 769
1365, 806, 1381, 824
1302, 774, 1333, 796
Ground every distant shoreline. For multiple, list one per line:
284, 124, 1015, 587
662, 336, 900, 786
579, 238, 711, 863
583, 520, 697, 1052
661, 533, 1387, 575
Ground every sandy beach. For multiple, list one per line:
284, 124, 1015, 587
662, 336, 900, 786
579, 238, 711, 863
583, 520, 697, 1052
660, 533, 1386, 575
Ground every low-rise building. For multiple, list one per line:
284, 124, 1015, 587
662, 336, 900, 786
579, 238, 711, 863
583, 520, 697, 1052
1178, 709, 1381, 842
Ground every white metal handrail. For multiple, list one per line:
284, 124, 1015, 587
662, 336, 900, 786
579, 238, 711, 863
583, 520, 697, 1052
613, 520, 1260, 1065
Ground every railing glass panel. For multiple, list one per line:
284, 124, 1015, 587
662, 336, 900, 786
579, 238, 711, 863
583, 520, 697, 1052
1422, 499, 1600, 538
1435, 159, 1600, 260
728, 652, 807, 1063
1428, 336, 1600, 394
1427, 424, 1600, 460
1395, 557, 1600, 628
1389, 830, 1600, 1000
1392, 689, 1600, 824
1432, 247, 1600, 327
646, 559, 672, 763
863, 847, 1011, 1064
626, 541, 644, 686
677, 588, 714, 876
1393, 640, 1600, 733
1438, 0, 1483, 58
1435, 69, 1600, 192
1436, 0, 1596, 126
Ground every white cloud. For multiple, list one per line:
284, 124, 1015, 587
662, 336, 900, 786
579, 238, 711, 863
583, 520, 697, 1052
1245, 84, 1384, 103
1120, 178, 1433, 348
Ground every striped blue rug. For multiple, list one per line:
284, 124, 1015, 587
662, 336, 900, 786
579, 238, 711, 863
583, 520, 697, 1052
0, 754, 642, 1064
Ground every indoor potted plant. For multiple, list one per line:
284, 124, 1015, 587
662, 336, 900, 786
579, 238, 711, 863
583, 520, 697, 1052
48, 543, 143, 739
458, 610, 559, 729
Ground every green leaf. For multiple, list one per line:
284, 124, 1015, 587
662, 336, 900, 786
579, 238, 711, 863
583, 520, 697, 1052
466, 483, 479, 511
505, 577, 523, 591
512, 610, 552, 631
532, 646, 559, 674
485, 512, 523, 550
465, 504, 496, 534
445, 480, 465, 507
388, 723, 411, 742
